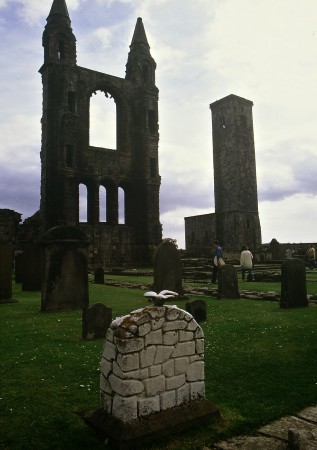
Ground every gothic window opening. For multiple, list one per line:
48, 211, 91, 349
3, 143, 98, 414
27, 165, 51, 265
90, 90, 116, 149
99, 186, 107, 222
118, 187, 125, 224
58, 40, 65, 60
79, 183, 88, 222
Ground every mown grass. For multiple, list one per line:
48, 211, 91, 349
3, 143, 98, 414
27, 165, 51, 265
0, 273, 316, 450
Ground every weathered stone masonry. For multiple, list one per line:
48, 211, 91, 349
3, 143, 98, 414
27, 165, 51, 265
39, 1, 162, 267
100, 305, 205, 422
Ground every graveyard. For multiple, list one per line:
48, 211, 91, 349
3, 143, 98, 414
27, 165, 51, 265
1, 269, 316, 450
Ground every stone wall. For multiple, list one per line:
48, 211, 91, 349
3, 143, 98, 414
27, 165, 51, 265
184, 213, 216, 255
100, 305, 205, 422
0, 209, 21, 243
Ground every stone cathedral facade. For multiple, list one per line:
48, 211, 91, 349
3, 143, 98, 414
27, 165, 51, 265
39, 0, 162, 266
185, 94, 262, 255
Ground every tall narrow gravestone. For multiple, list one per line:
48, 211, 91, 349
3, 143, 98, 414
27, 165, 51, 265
218, 265, 240, 299
86, 305, 219, 448
280, 259, 308, 308
41, 226, 90, 312
152, 240, 183, 296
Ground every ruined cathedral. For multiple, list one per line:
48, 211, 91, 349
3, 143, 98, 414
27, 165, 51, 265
39, 0, 162, 266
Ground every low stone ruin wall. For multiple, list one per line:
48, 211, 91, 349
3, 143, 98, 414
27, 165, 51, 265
100, 305, 205, 422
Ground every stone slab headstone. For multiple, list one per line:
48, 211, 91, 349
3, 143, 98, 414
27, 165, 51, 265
152, 240, 183, 296
40, 226, 89, 312
218, 264, 240, 299
186, 299, 207, 322
21, 243, 43, 291
82, 303, 112, 339
280, 259, 307, 308
0, 242, 14, 302
94, 267, 105, 284
86, 305, 220, 448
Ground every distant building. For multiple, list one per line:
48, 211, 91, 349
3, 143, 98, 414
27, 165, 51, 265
185, 94, 262, 255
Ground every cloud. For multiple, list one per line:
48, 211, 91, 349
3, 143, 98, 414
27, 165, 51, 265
0, 0, 316, 249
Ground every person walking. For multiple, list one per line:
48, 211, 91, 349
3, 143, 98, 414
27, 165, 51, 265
240, 245, 254, 281
211, 240, 224, 284
307, 244, 316, 269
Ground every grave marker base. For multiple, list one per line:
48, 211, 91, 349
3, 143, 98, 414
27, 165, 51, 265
85, 398, 220, 449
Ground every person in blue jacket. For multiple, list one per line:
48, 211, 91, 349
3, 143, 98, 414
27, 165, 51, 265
211, 240, 223, 284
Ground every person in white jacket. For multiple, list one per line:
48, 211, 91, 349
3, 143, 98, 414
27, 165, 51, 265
240, 245, 254, 281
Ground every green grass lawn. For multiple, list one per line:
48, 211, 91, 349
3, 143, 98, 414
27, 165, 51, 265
1, 274, 316, 450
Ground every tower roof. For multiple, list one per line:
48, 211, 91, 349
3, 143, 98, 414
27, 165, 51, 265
210, 94, 253, 110
47, 0, 71, 26
130, 17, 150, 49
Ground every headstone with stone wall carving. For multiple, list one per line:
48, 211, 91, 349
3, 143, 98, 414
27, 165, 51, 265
86, 305, 219, 448
280, 259, 307, 308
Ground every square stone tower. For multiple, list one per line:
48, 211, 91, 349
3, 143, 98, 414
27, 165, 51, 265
209, 94, 262, 251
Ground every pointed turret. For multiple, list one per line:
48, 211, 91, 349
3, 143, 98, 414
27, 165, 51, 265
126, 18, 156, 86
41, 0, 76, 66
130, 17, 150, 49
47, 0, 71, 26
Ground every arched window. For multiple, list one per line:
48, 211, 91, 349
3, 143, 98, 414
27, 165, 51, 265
99, 185, 107, 222
79, 183, 88, 222
118, 187, 125, 224
90, 90, 116, 149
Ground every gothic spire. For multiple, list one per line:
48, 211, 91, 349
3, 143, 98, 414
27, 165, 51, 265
126, 18, 156, 85
47, 0, 71, 27
130, 17, 150, 50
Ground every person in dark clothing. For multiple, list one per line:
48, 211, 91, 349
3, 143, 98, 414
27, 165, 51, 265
211, 240, 223, 284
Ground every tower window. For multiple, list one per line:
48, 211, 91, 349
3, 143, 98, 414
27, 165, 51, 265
65, 144, 73, 167
58, 40, 65, 60
68, 92, 76, 113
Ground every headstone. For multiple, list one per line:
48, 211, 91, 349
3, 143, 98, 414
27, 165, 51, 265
86, 305, 219, 448
21, 243, 44, 291
0, 242, 14, 303
40, 226, 90, 312
152, 240, 183, 296
280, 259, 307, 308
14, 252, 23, 283
82, 303, 112, 339
186, 299, 207, 322
218, 264, 240, 299
94, 267, 105, 284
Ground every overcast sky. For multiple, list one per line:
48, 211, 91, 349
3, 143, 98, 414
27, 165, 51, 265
0, 0, 316, 248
